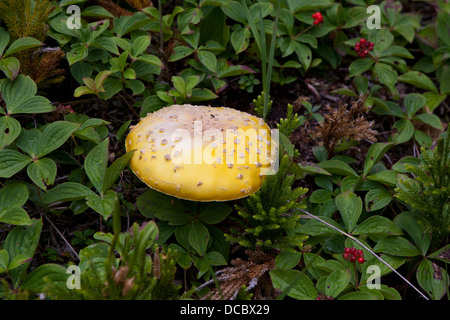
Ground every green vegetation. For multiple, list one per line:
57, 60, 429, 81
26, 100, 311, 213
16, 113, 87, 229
0, 0, 449, 301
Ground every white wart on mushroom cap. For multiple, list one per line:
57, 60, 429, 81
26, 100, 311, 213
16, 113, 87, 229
125, 104, 277, 201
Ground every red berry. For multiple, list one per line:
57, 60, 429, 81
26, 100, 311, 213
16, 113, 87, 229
363, 49, 368, 55
343, 253, 349, 260
349, 255, 356, 262
313, 19, 320, 25
357, 250, 364, 257
312, 12, 319, 19
350, 247, 356, 254
360, 38, 366, 44
345, 247, 351, 254
358, 257, 365, 264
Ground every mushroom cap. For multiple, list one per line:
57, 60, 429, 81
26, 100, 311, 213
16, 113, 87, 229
125, 104, 277, 201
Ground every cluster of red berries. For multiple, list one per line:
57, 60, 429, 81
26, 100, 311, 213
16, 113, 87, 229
354, 38, 374, 57
58, 104, 74, 114
343, 247, 365, 264
312, 12, 324, 25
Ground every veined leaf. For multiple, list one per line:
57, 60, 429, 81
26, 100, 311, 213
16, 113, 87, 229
26, 158, 57, 191
0, 149, 32, 178
43, 182, 96, 204
3, 37, 42, 58
102, 150, 134, 193
84, 138, 109, 195
335, 191, 362, 232
37, 121, 80, 158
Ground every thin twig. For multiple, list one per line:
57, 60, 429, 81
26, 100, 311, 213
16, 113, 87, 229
298, 208, 430, 300
42, 212, 80, 262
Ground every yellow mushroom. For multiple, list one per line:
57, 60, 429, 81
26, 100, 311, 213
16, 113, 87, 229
125, 104, 277, 201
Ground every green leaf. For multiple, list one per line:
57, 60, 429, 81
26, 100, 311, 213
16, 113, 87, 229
0, 75, 54, 114
188, 220, 210, 256
294, 42, 312, 70
0, 149, 32, 178
42, 182, 96, 204
0, 207, 31, 226
0, 116, 21, 149
86, 190, 117, 220
67, 45, 89, 66
221, 1, 246, 24
295, 216, 343, 236
230, 27, 251, 54
205, 251, 227, 266
349, 58, 374, 77
380, 46, 414, 59
37, 121, 80, 158
317, 159, 358, 177
125, 79, 145, 95
0, 183, 30, 216
416, 259, 449, 300
84, 138, 109, 194
436, 10, 450, 47
309, 189, 332, 203
422, 92, 446, 112
366, 170, 398, 186
169, 46, 195, 62
275, 251, 302, 270
73, 86, 94, 98
10, 96, 54, 115
404, 93, 426, 118
197, 50, 217, 73
94, 70, 112, 91
374, 237, 421, 257
326, 269, 351, 298
394, 211, 430, 256
270, 269, 317, 300
413, 113, 443, 130
185, 75, 202, 95
364, 188, 392, 212
363, 142, 395, 176
428, 245, 450, 264
197, 202, 232, 224
298, 162, 331, 176
26, 158, 57, 190
353, 216, 402, 236
0, 27, 10, 56
3, 218, 42, 287
374, 62, 397, 92
102, 150, 134, 193
132, 35, 151, 57
20, 263, 68, 292
7, 254, 32, 271
16, 128, 41, 158
393, 119, 414, 144
372, 28, 394, 53
414, 130, 432, 148
335, 191, 362, 232
82, 5, 114, 18
137, 54, 163, 67
0, 57, 20, 80
189, 88, 218, 102
3, 37, 42, 57
0, 248, 8, 272
398, 71, 438, 93
136, 188, 175, 219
